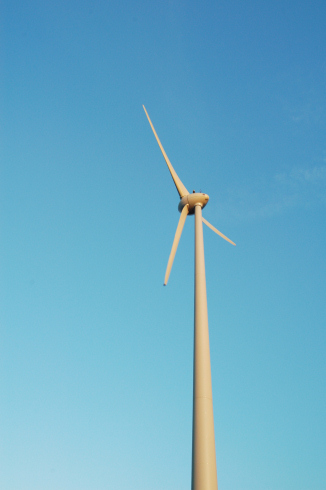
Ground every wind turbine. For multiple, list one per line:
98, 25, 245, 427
143, 106, 235, 490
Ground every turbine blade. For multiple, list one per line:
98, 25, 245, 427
164, 204, 189, 285
143, 105, 189, 198
202, 217, 236, 246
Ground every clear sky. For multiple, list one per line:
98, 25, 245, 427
1, 1, 326, 489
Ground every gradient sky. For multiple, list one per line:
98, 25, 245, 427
1, 1, 326, 489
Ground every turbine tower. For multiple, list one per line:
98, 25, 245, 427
143, 106, 235, 490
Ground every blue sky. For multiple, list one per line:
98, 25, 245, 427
1, 1, 326, 489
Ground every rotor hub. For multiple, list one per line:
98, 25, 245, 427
178, 193, 209, 214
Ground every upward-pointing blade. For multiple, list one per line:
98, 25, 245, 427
164, 204, 189, 285
143, 106, 189, 198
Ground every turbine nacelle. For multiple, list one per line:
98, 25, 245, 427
178, 193, 209, 214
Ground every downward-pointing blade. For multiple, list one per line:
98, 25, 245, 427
164, 204, 189, 285
143, 105, 189, 198
202, 217, 236, 246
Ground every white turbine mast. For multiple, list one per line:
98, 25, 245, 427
143, 105, 235, 490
